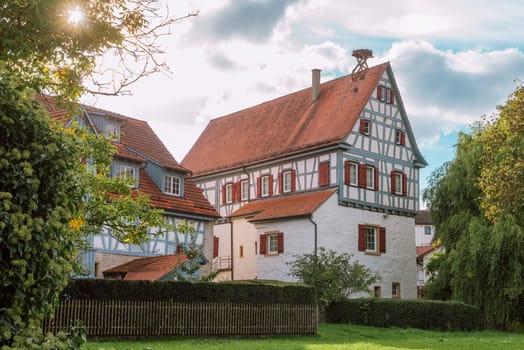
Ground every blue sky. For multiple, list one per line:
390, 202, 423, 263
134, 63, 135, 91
89, 0, 524, 203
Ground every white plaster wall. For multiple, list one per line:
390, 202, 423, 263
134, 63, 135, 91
415, 224, 435, 246
255, 218, 316, 281
253, 194, 417, 299
231, 218, 258, 280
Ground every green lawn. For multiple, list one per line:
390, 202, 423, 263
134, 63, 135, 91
84, 324, 524, 350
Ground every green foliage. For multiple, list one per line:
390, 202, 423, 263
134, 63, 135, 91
61, 279, 316, 304
479, 85, 524, 222
0, 66, 84, 347
326, 298, 483, 331
287, 247, 379, 306
423, 86, 524, 329
0, 0, 196, 99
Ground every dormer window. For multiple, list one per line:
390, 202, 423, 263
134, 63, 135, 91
164, 175, 181, 196
104, 119, 120, 141
112, 161, 138, 188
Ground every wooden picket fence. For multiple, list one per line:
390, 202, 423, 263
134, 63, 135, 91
43, 299, 318, 337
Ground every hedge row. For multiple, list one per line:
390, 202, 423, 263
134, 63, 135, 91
326, 298, 482, 331
61, 279, 316, 305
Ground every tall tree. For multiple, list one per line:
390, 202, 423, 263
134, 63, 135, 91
0, 1, 196, 347
424, 86, 524, 329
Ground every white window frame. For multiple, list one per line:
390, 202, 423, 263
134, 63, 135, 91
261, 175, 270, 197
116, 164, 137, 187
363, 120, 370, 135
283, 170, 292, 193
393, 172, 403, 195
241, 180, 249, 201
424, 226, 432, 235
385, 88, 393, 104
365, 226, 377, 252
267, 234, 279, 254
164, 175, 181, 196
366, 166, 375, 190
349, 162, 358, 186
225, 183, 233, 204
104, 119, 120, 141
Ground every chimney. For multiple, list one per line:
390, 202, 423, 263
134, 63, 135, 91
311, 69, 321, 102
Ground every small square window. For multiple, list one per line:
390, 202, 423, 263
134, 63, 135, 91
241, 180, 249, 201
424, 226, 431, 235
395, 130, 402, 144
116, 164, 137, 187
363, 120, 370, 135
392, 282, 401, 298
374, 286, 381, 298
164, 175, 180, 196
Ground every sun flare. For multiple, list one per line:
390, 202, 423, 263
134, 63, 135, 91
68, 6, 84, 25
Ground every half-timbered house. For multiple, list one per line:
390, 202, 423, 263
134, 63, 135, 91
182, 59, 426, 298
40, 97, 219, 279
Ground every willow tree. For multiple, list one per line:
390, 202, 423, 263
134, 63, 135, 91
0, 1, 195, 347
424, 86, 524, 329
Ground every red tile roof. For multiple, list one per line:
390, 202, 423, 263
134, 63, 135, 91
416, 245, 436, 258
231, 189, 336, 222
103, 254, 189, 280
182, 63, 389, 176
39, 95, 219, 219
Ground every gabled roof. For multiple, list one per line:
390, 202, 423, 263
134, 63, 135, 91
103, 254, 189, 281
231, 189, 336, 222
39, 95, 219, 219
183, 62, 412, 176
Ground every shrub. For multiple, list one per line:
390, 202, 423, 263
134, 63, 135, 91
61, 279, 316, 305
326, 298, 482, 331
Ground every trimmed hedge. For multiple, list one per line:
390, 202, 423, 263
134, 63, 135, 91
61, 279, 316, 304
326, 298, 483, 331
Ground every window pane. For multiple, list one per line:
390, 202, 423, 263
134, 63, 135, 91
268, 235, 278, 253
366, 167, 374, 188
365, 227, 376, 251
283, 171, 291, 192
241, 181, 249, 200
350, 163, 358, 186
226, 184, 232, 203
262, 176, 269, 196
395, 173, 402, 194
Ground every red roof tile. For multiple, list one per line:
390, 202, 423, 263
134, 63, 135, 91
103, 254, 189, 280
231, 189, 336, 222
39, 95, 219, 219
416, 245, 436, 258
182, 63, 389, 176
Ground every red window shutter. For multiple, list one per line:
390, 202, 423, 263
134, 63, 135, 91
277, 232, 284, 254
235, 182, 242, 202
358, 163, 367, 188
359, 119, 367, 134
374, 167, 379, 191
278, 172, 283, 194
400, 131, 406, 145
379, 227, 386, 253
319, 162, 330, 187
358, 224, 366, 251
390, 171, 396, 194
291, 169, 296, 192
221, 184, 226, 204
390, 90, 395, 104
213, 236, 219, 258
260, 234, 267, 255
402, 174, 408, 196
344, 160, 350, 185
268, 174, 274, 196
377, 86, 383, 100
257, 177, 262, 198
176, 244, 183, 254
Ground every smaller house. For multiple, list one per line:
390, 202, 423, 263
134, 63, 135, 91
415, 210, 439, 298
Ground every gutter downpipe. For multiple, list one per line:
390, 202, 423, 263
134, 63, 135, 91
308, 216, 318, 256
230, 219, 234, 280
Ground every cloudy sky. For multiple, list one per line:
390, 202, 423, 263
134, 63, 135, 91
87, 0, 524, 197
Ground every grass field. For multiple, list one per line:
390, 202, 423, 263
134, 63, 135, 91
84, 323, 524, 350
